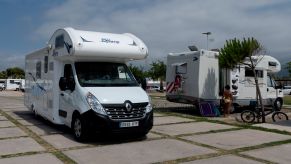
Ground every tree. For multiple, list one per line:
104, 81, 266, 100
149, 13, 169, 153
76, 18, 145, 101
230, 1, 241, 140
0, 67, 24, 79
0, 71, 7, 79
128, 64, 145, 80
148, 60, 166, 91
285, 61, 291, 77
6, 67, 24, 79
219, 37, 267, 122
128, 64, 147, 90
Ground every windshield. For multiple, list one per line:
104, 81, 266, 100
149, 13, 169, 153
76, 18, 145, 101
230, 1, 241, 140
75, 62, 138, 87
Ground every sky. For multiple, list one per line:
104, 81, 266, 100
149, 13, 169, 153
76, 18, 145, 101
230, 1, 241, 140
0, 0, 291, 72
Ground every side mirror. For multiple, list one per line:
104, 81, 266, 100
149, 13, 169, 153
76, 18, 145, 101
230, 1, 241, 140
59, 77, 67, 91
141, 80, 147, 91
137, 77, 147, 91
68, 77, 75, 92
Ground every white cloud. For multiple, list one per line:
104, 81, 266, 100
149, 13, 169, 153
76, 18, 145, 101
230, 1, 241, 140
32, 0, 291, 66
0, 52, 25, 71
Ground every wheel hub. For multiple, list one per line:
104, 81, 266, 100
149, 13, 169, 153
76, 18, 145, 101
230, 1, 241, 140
74, 119, 82, 137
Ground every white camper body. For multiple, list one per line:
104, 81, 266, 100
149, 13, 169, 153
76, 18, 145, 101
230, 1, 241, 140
166, 49, 283, 110
25, 27, 153, 141
3, 79, 24, 91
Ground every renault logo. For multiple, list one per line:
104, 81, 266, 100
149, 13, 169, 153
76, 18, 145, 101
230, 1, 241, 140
125, 101, 133, 113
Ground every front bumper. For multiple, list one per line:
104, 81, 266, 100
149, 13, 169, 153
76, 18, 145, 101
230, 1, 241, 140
82, 110, 153, 135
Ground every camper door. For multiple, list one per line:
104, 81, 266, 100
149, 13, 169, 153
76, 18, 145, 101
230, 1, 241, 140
266, 75, 277, 102
59, 64, 76, 124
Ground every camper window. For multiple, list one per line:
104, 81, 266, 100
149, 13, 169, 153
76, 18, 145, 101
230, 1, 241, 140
55, 35, 64, 49
36, 61, 41, 79
176, 63, 187, 74
267, 75, 277, 88
268, 62, 277, 67
75, 62, 138, 87
44, 56, 48, 73
267, 76, 273, 87
49, 62, 54, 71
245, 69, 263, 78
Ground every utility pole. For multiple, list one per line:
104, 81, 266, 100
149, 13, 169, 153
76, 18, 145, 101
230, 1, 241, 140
202, 32, 211, 50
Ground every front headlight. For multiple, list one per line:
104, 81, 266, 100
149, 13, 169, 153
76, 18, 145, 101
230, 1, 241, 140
145, 97, 153, 113
145, 103, 153, 113
86, 92, 106, 115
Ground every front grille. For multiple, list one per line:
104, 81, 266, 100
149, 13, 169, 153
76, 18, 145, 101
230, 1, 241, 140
103, 102, 148, 120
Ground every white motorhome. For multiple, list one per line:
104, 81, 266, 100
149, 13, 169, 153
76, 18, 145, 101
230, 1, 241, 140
25, 27, 153, 141
166, 49, 283, 110
2, 79, 24, 91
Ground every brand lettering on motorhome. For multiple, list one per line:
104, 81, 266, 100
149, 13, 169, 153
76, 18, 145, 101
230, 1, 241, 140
101, 38, 120, 44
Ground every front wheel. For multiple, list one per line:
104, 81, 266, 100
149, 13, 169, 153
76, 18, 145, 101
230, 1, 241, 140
272, 112, 288, 122
241, 110, 256, 123
72, 114, 89, 142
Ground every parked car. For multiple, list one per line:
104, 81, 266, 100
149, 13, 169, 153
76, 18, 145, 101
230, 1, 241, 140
283, 86, 291, 95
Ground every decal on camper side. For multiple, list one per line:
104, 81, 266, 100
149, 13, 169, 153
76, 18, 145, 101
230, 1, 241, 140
101, 38, 120, 44
28, 72, 47, 97
64, 42, 72, 54
166, 74, 182, 93
80, 36, 93, 42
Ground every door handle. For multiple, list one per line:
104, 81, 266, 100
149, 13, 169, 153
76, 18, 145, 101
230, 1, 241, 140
267, 88, 269, 92
60, 93, 64, 96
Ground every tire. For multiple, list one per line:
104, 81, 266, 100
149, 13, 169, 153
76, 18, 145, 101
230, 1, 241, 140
72, 113, 89, 142
31, 105, 38, 118
272, 112, 288, 122
241, 110, 256, 123
274, 99, 282, 111
0, 87, 3, 91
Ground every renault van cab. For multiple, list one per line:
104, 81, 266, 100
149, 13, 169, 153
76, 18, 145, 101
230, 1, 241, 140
25, 27, 153, 141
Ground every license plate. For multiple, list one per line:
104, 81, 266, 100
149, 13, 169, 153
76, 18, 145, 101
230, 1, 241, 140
120, 121, 139, 128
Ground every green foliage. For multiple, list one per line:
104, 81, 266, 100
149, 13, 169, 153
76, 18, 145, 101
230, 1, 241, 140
0, 67, 24, 79
128, 64, 145, 80
284, 96, 291, 105
0, 71, 7, 79
148, 60, 166, 81
147, 60, 166, 91
285, 61, 291, 77
219, 37, 261, 68
220, 37, 267, 122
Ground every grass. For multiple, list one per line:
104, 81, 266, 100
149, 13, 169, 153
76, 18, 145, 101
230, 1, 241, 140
284, 96, 291, 105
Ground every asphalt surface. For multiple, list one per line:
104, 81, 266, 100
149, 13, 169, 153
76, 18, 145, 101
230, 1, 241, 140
1, 91, 291, 163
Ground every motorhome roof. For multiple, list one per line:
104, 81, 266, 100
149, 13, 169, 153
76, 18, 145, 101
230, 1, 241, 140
250, 55, 281, 73
168, 49, 219, 57
168, 51, 198, 56
47, 27, 148, 62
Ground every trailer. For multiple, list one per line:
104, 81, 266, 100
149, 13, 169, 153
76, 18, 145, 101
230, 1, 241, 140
0, 79, 24, 91
166, 49, 283, 111
25, 27, 153, 141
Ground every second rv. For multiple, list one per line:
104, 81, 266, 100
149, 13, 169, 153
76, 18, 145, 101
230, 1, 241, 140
166, 49, 283, 110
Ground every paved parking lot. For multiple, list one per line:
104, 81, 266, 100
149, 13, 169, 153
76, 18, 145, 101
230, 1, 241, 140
1, 91, 291, 163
